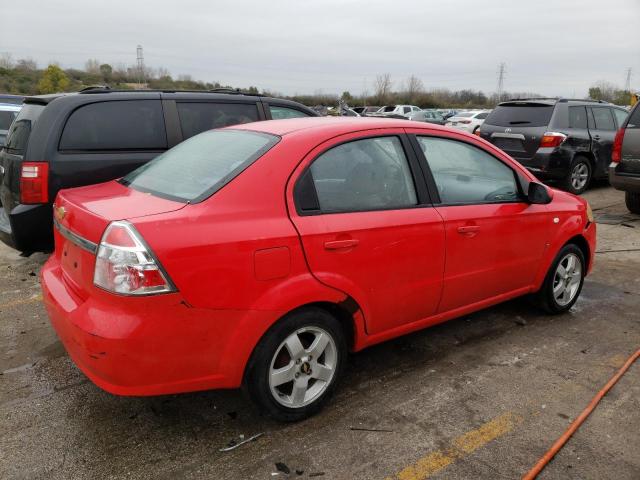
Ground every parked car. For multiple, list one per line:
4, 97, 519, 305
372, 105, 422, 119
445, 110, 490, 134
352, 106, 381, 116
404, 108, 444, 124
609, 102, 639, 213
42, 117, 595, 422
480, 98, 629, 194
0, 103, 21, 147
438, 109, 459, 120
0, 88, 317, 253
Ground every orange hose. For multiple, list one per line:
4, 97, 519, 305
522, 348, 640, 480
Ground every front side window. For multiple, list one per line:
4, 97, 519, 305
308, 136, 417, 213
417, 136, 520, 204
269, 105, 310, 120
569, 106, 588, 129
121, 130, 278, 203
590, 107, 616, 131
177, 102, 259, 139
612, 108, 628, 128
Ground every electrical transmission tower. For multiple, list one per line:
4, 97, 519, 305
136, 45, 145, 86
625, 67, 632, 92
497, 62, 506, 102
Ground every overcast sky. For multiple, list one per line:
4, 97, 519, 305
2, 0, 639, 97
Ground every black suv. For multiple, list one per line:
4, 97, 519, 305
0, 88, 317, 252
480, 98, 629, 194
609, 102, 640, 213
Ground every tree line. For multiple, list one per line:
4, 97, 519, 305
0, 54, 633, 109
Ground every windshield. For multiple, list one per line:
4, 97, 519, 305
484, 104, 554, 127
121, 129, 279, 203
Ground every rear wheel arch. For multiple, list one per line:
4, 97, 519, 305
242, 298, 362, 384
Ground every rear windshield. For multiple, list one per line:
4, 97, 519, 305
484, 104, 554, 127
3, 104, 44, 155
120, 129, 279, 203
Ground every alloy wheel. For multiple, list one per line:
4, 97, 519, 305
552, 253, 582, 306
268, 327, 337, 408
570, 162, 589, 192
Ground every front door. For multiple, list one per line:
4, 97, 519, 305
412, 133, 549, 313
288, 131, 445, 335
588, 107, 618, 177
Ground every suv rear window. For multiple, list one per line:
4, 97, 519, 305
3, 104, 44, 155
59, 100, 167, 151
484, 104, 554, 127
176, 102, 259, 140
120, 130, 279, 203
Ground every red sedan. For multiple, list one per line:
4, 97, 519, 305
41, 117, 596, 421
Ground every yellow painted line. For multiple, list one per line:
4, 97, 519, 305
389, 412, 522, 480
0, 294, 43, 309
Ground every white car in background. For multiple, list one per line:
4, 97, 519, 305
372, 105, 422, 119
445, 110, 491, 134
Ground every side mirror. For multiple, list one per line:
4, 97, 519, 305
528, 182, 552, 204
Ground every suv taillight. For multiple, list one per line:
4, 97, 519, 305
611, 128, 625, 163
94, 221, 175, 296
539, 132, 567, 149
20, 162, 49, 204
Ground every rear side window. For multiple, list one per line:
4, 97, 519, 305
612, 108, 628, 128
59, 100, 167, 151
177, 102, 259, 139
121, 130, 278, 203
417, 136, 520, 204
484, 104, 554, 127
591, 107, 616, 131
3, 104, 44, 155
0, 111, 16, 130
569, 106, 588, 128
628, 106, 640, 128
269, 105, 310, 119
308, 136, 417, 213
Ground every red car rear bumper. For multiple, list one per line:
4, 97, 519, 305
41, 256, 280, 396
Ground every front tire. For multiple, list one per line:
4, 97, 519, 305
244, 307, 346, 422
535, 244, 585, 314
625, 192, 640, 214
562, 157, 592, 195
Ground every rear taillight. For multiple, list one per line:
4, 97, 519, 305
611, 128, 625, 163
94, 221, 175, 296
20, 162, 49, 204
539, 132, 567, 149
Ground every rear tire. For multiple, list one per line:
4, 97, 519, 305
625, 192, 640, 214
562, 156, 592, 195
244, 307, 346, 422
534, 244, 585, 314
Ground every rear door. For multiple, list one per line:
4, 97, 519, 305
480, 102, 555, 163
288, 130, 445, 335
588, 106, 618, 177
411, 132, 549, 313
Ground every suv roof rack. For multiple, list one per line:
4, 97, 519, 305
77, 86, 267, 97
558, 98, 609, 104
506, 97, 560, 102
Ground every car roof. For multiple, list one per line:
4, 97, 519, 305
229, 116, 451, 137
0, 103, 21, 111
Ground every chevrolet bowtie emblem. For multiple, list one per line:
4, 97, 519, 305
54, 205, 66, 222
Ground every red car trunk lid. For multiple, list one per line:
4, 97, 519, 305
53, 181, 185, 295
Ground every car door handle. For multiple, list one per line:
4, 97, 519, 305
457, 225, 480, 235
324, 239, 359, 250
